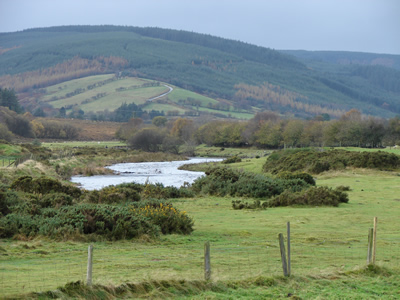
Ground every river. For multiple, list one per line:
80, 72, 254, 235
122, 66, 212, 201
70, 157, 223, 190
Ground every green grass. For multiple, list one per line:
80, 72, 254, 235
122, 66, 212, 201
167, 88, 219, 106
2, 146, 400, 298
41, 141, 127, 150
2, 167, 400, 298
49, 83, 168, 111
333, 146, 400, 155
142, 102, 186, 114
42, 74, 116, 101
197, 106, 254, 119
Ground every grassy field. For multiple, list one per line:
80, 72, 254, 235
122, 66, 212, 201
1, 147, 400, 298
34, 74, 257, 119
167, 88, 220, 107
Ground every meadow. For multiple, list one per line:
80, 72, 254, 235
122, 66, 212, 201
32, 73, 256, 119
1, 146, 400, 298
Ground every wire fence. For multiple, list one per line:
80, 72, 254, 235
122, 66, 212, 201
1, 231, 400, 297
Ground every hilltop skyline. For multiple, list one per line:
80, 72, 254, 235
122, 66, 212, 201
1, 0, 399, 55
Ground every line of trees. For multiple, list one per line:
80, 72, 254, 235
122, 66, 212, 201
119, 110, 400, 153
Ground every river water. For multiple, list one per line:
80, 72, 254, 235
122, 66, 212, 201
70, 157, 223, 190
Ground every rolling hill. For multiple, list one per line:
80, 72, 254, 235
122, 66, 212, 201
1, 25, 399, 119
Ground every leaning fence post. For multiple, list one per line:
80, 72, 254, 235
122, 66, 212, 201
87, 245, 94, 286
278, 233, 288, 277
287, 222, 291, 276
372, 217, 378, 264
204, 241, 211, 281
367, 228, 373, 264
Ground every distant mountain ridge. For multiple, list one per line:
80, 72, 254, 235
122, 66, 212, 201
280, 50, 400, 70
0, 25, 399, 119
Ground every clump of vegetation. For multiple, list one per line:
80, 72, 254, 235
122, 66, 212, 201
268, 186, 349, 207
11, 176, 82, 198
192, 166, 310, 198
1, 176, 195, 240
263, 149, 400, 174
0, 204, 160, 240
232, 199, 268, 210
141, 182, 194, 199
276, 171, 316, 185
232, 185, 348, 209
131, 202, 194, 234
222, 155, 242, 164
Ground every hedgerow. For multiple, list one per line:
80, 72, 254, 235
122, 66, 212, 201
263, 149, 400, 174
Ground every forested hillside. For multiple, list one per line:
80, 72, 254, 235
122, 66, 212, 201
1, 25, 399, 119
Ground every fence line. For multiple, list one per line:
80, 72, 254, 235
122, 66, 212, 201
1, 231, 400, 297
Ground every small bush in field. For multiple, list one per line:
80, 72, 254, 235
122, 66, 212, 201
276, 171, 316, 185
84, 185, 141, 204
11, 176, 81, 198
232, 200, 268, 210
268, 186, 349, 207
222, 156, 242, 164
131, 203, 194, 234
142, 183, 194, 199
191, 166, 310, 198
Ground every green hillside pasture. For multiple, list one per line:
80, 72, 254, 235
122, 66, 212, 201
49, 84, 169, 112
41, 74, 116, 101
142, 102, 186, 114
197, 106, 254, 119
79, 85, 169, 112
2, 168, 400, 298
167, 88, 219, 107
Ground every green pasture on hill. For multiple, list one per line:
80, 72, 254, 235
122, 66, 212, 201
142, 102, 186, 114
41, 74, 116, 101
35, 74, 253, 117
44, 77, 169, 112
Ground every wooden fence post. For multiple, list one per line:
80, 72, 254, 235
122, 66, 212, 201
204, 241, 211, 281
372, 217, 378, 264
287, 222, 291, 276
87, 245, 94, 286
367, 228, 373, 264
278, 233, 288, 277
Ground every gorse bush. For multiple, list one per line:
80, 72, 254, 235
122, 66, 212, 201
268, 186, 349, 207
222, 156, 242, 164
83, 185, 141, 204
131, 203, 194, 234
276, 171, 316, 185
263, 149, 400, 174
232, 186, 349, 209
0, 204, 160, 240
2, 176, 196, 240
141, 182, 194, 199
191, 167, 310, 198
11, 176, 82, 198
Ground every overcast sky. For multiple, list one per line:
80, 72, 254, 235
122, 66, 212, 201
1, 0, 399, 54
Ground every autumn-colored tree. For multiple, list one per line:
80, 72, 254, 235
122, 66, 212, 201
282, 120, 305, 147
116, 118, 144, 140
254, 120, 283, 148
171, 118, 194, 141
128, 127, 167, 152
152, 116, 168, 127
300, 121, 326, 147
